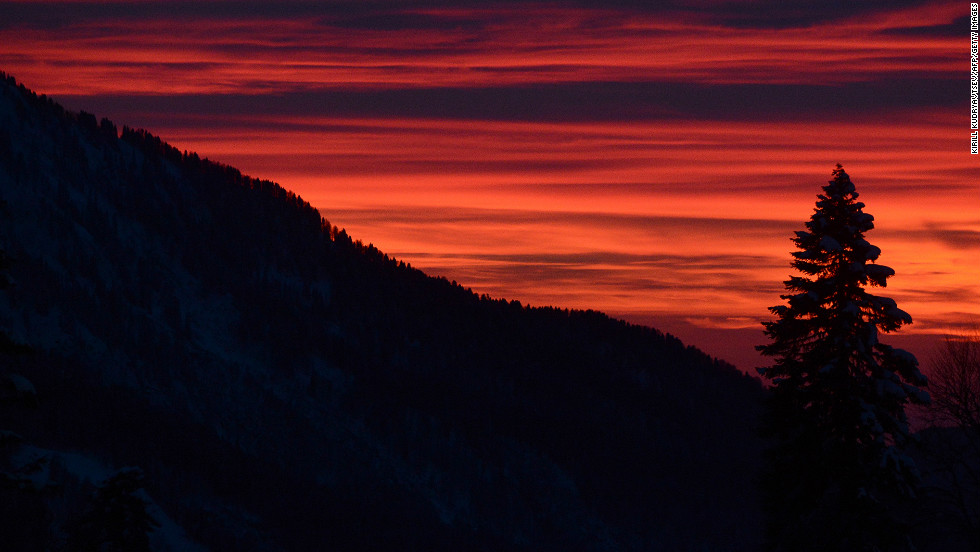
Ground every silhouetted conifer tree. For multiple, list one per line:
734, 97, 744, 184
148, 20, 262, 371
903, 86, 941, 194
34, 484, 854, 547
757, 164, 929, 551
69, 467, 158, 552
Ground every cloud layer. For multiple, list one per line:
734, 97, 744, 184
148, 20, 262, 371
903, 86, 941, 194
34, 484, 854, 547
2, 0, 975, 369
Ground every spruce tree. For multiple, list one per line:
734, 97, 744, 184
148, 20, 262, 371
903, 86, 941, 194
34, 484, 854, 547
757, 164, 929, 551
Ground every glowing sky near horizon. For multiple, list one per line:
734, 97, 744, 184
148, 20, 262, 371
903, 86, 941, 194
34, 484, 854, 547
1, 0, 977, 370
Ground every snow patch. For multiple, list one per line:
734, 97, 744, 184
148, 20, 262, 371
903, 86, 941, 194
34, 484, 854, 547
4, 372, 36, 395
19, 446, 210, 552
819, 235, 842, 252
865, 264, 894, 285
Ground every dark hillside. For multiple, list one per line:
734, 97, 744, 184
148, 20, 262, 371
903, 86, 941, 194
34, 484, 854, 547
0, 72, 765, 551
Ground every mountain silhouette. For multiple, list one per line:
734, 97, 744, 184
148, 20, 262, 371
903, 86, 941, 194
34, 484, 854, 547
0, 72, 765, 551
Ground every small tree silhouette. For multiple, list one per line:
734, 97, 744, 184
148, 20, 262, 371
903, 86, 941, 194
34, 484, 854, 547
69, 467, 159, 552
918, 332, 980, 549
927, 332, 980, 433
757, 165, 929, 551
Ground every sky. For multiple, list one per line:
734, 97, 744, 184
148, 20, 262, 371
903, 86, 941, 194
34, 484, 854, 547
1, 0, 977, 372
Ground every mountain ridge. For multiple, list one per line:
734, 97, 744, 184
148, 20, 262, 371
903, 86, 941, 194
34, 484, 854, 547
0, 72, 765, 551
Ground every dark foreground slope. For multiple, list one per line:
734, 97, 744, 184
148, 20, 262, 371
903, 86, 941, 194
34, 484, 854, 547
0, 73, 765, 551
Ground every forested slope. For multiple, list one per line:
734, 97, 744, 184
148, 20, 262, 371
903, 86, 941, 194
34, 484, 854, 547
0, 72, 766, 551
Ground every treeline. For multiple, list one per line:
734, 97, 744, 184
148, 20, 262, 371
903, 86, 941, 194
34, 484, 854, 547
0, 71, 765, 551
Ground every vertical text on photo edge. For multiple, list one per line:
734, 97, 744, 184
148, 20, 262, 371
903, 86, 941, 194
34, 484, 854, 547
971, 5, 979, 153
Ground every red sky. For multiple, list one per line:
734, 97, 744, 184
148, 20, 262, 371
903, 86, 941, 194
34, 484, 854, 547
2, 0, 976, 371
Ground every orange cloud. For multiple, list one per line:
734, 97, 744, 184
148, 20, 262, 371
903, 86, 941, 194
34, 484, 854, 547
1, 0, 973, 370
0, 2, 964, 95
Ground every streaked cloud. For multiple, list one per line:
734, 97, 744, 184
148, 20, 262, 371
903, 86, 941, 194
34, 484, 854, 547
0, 0, 974, 370
0, 1, 963, 95
922, 224, 980, 250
